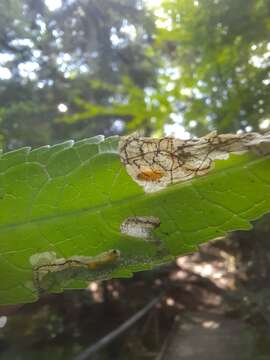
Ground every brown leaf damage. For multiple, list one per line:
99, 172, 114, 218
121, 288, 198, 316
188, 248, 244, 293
119, 131, 270, 193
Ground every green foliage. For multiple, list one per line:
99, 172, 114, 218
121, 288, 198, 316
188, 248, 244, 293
61, 77, 173, 134
153, 0, 270, 133
0, 0, 156, 149
2, 0, 270, 150
0, 135, 269, 305
61, 0, 270, 136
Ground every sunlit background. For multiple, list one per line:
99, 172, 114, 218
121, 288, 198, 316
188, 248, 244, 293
1, 0, 270, 151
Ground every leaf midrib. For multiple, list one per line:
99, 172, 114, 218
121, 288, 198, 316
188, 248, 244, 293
0, 154, 268, 233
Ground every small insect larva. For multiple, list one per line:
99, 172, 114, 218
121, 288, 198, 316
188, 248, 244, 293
137, 169, 164, 182
84, 249, 121, 270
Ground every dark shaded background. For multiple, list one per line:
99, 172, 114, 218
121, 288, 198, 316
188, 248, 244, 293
0, 0, 270, 359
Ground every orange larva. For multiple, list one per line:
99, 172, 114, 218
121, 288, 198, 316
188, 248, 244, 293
137, 169, 164, 182
86, 249, 120, 270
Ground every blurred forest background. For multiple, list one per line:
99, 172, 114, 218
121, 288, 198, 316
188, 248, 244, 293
0, 0, 270, 359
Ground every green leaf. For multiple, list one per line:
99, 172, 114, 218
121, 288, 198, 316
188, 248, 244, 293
0, 135, 270, 305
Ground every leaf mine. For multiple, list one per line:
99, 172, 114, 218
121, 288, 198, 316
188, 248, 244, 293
120, 216, 161, 240
119, 131, 270, 193
30, 250, 121, 292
